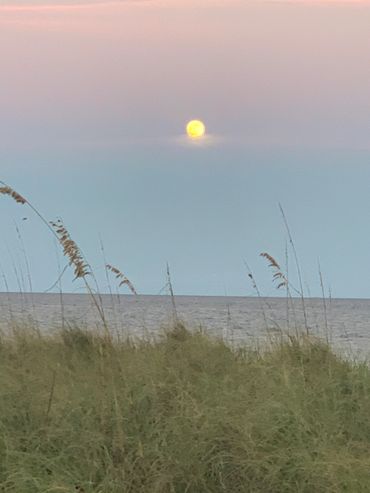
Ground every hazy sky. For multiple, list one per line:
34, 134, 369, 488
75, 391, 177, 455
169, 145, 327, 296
0, 0, 369, 297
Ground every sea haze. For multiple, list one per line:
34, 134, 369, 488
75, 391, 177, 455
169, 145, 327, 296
1, 293, 369, 357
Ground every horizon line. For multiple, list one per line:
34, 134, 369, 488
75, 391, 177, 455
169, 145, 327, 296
0, 291, 368, 301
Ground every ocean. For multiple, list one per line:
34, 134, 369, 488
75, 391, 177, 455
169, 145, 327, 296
0, 293, 370, 357
1, 293, 369, 357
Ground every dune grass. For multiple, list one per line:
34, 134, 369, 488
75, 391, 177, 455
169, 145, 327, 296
0, 325, 369, 492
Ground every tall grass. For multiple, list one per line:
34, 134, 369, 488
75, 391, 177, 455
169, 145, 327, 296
0, 181, 136, 332
2, 181, 368, 491
0, 327, 370, 492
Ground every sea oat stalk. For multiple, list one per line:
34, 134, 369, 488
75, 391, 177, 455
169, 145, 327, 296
106, 264, 137, 295
0, 181, 108, 331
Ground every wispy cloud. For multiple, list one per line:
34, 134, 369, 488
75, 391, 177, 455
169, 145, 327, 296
0, 0, 150, 10
0, 0, 133, 3
0, 0, 368, 9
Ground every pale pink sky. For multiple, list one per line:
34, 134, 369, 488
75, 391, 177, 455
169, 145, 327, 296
0, 0, 370, 298
0, 0, 369, 149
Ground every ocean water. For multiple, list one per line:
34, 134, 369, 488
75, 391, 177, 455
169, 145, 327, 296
0, 293, 369, 357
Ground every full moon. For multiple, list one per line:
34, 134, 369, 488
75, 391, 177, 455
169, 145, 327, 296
186, 120, 206, 139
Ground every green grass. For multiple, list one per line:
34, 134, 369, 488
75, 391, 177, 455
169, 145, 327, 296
1, 325, 370, 492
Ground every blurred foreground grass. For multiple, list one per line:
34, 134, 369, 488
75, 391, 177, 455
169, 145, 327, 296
1, 324, 370, 492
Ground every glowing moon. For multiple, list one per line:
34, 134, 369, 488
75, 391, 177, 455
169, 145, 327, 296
186, 120, 206, 139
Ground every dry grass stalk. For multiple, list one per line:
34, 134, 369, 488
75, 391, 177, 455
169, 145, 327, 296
166, 262, 178, 324
50, 219, 108, 331
260, 252, 288, 290
50, 219, 90, 280
45, 369, 57, 423
279, 203, 308, 333
247, 273, 258, 290
0, 186, 26, 204
318, 260, 329, 342
244, 261, 269, 331
0, 181, 108, 330
106, 264, 137, 295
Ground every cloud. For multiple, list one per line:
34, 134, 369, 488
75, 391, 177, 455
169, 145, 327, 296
0, 0, 126, 3
0, 0, 149, 8
0, 0, 249, 12
0, 0, 368, 9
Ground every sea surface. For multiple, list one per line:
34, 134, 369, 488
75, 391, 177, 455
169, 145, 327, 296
1, 293, 370, 357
